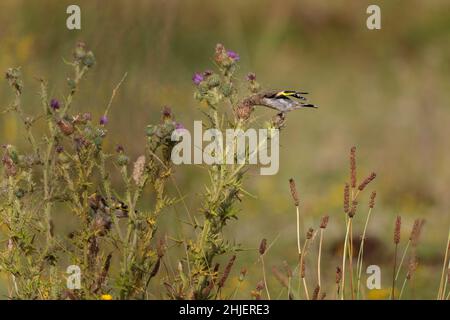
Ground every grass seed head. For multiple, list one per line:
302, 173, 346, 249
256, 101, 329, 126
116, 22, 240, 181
348, 200, 358, 218
394, 216, 401, 244
344, 183, 350, 213
336, 266, 342, 284
369, 191, 377, 208
312, 285, 320, 300
259, 238, 267, 255
320, 215, 329, 229
218, 255, 236, 288
358, 172, 377, 191
350, 146, 357, 188
289, 178, 299, 207
410, 219, 425, 247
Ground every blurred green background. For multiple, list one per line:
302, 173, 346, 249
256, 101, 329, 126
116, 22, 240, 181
1, 0, 449, 299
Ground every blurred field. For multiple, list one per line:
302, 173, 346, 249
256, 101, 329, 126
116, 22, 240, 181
0, 0, 449, 299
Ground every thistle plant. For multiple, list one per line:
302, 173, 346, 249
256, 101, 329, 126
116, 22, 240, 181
184, 44, 286, 299
0, 43, 177, 299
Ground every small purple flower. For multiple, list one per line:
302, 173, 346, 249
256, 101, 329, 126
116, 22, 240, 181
50, 98, 60, 111
99, 115, 108, 125
56, 145, 64, 153
192, 72, 204, 85
227, 50, 240, 61
175, 123, 185, 130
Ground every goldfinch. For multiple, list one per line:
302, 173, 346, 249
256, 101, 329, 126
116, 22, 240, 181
256, 90, 317, 113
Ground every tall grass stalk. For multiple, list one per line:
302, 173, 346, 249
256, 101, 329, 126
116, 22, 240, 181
356, 201, 374, 299
392, 216, 401, 300
317, 216, 328, 289
437, 227, 450, 300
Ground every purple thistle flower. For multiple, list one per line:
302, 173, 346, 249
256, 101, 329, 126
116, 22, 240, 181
99, 115, 108, 125
175, 123, 185, 130
227, 50, 240, 61
192, 72, 204, 85
50, 98, 60, 111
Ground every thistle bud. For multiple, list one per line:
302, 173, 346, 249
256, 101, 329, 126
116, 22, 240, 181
82, 51, 96, 68
206, 74, 221, 88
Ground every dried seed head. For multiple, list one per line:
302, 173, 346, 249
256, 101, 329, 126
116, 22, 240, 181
410, 219, 425, 247
132, 155, 146, 185
344, 183, 350, 213
259, 238, 267, 255
320, 215, 329, 229
2, 153, 17, 177
348, 200, 358, 218
306, 228, 314, 239
255, 280, 265, 291
358, 172, 377, 191
283, 261, 293, 278
289, 178, 299, 207
406, 255, 418, 280
312, 285, 320, 300
218, 255, 236, 288
336, 266, 342, 284
272, 266, 288, 288
239, 267, 247, 282
394, 216, 401, 244
57, 119, 74, 136
369, 191, 377, 208
235, 103, 253, 121
350, 146, 357, 188
300, 259, 306, 278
